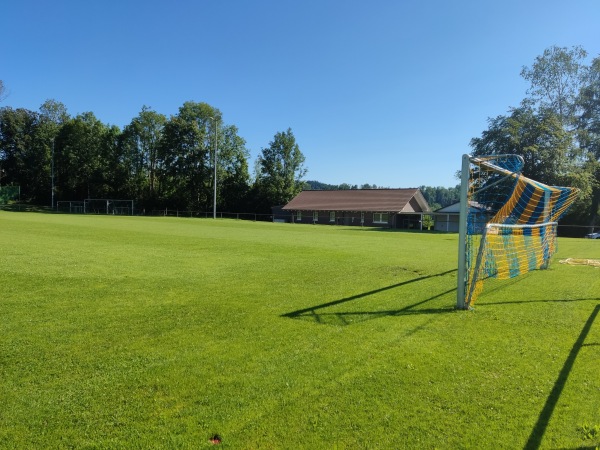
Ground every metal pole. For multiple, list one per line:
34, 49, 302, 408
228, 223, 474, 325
212, 117, 218, 219
51, 138, 55, 209
456, 154, 471, 310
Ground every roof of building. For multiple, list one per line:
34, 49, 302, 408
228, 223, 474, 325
434, 201, 488, 214
282, 189, 430, 213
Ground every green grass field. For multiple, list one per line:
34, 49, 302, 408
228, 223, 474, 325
1, 212, 599, 449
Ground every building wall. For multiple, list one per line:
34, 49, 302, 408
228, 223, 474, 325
434, 214, 460, 232
289, 210, 425, 229
290, 210, 393, 227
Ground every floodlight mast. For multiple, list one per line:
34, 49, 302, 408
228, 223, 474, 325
209, 116, 218, 219
51, 138, 55, 210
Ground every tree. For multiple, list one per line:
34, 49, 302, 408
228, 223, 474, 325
39, 99, 69, 126
422, 214, 434, 230
120, 106, 166, 204
471, 107, 578, 185
215, 124, 250, 212
472, 46, 599, 225
577, 56, 600, 225
157, 102, 220, 210
55, 112, 113, 200
521, 45, 588, 126
0, 102, 70, 204
0, 107, 43, 200
418, 185, 460, 210
256, 128, 307, 208
38, 100, 69, 206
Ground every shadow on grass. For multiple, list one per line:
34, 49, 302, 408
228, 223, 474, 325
337, 227, 442, 234
479, 298, 600, 306
524, 303, 600, 450
0, 204, 54, 213
281, 269, 457, 325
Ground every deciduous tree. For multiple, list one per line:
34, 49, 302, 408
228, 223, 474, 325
256, 128, 306, 208
120, 106, 166, 203
472, 46, 599, 225
521, 45, 588, 125
55, 112, 112, 200
577, 56, 600, 225
0, 107, 42, 200
157, 102, 219, 210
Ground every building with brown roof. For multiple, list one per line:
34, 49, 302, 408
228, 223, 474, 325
281, 188, 430, 228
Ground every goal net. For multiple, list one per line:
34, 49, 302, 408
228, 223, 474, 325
84, 199, 135, 215
457, 154, 579, 309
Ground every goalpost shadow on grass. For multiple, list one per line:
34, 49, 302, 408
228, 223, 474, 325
478, 297, 600, 307
281, 269, 457, 325
523, 303, 600, 450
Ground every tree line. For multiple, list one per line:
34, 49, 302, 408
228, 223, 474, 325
0, 100, 306, 214
0, 97, 461, 214
1, 46, 598, 225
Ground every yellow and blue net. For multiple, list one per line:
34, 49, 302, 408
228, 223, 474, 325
464, 155, 579, 306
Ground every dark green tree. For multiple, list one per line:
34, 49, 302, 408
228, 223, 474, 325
0, 107, 51, 202
256, 128, 307, 209
471, 46, 599, 224
0, 102, 70, 204
418, 185, 460, 210
54, 112, 114, 200
157, 102, 219, 210
38, 100, 69, 206
120, 106, 166, 204
577, 56, 600, 225
470, 107, 578, 185
216, 124, 250, 212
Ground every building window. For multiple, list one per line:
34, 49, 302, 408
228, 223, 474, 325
373, 212, 389, 224
313, 211, 318, 222
329, 211, 336, 222
296, 211, 302, 221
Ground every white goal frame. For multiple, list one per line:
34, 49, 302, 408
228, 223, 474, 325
84, 199, 135, 215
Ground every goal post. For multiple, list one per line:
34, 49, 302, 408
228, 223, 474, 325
456, 154, 579, 309
456, 154, 471, 310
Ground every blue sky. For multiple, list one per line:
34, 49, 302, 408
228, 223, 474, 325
3, 0, 600, 188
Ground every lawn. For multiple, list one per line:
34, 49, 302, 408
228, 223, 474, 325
1, 212, 599, 449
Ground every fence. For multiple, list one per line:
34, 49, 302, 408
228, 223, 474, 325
558, 224, 600, 238
57, 201, 85, 214
148, 209, 274, 222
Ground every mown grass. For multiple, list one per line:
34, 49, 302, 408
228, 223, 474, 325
1, 212, 599, 449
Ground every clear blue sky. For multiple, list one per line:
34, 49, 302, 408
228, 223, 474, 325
3, 0, 600, 188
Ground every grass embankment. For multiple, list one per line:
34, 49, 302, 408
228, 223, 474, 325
1, 212, 599, 448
